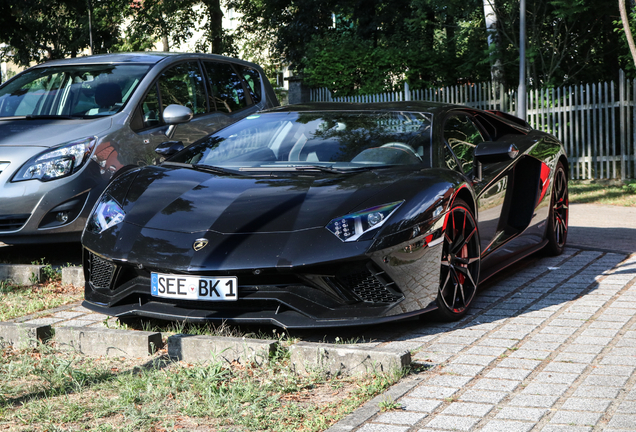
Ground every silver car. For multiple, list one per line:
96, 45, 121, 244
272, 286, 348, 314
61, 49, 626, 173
0, 52, 278, 244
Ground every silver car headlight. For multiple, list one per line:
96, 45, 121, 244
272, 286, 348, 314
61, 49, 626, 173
326, 201, 404, 242
12, 136, 97, 182
86, 195, 126, 234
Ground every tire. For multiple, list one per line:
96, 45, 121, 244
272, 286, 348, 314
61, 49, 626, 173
544, 162, 569, 256
436, 198, 481, 321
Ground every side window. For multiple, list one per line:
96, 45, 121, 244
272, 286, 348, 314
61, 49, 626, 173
203, 62, 249, 113
241, 66, 262, 104
158, 62, 207, 116
443, 113, 484, 174
138, 83, 161, 130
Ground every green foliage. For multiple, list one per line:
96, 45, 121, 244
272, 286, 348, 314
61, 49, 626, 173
260, 0, 491, 96
303, 30, 403, 96
230, 0, 631, 94
622, 181, 636, 194
0, 342, 406, 431
490, 0, 625, 88
378, 395, 403, 411
0, 0, 127, 66
118, 0, 237, 55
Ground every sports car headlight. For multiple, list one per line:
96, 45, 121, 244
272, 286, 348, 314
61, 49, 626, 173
326, 201, 404, 242
13, 136, 97, 182
86, 195, 125, 234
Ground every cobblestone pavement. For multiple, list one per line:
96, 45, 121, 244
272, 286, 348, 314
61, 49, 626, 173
329, 248, 636, 432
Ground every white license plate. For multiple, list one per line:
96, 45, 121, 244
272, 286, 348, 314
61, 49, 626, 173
151, 273, 238, 301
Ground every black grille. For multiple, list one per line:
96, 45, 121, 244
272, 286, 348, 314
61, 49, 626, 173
0, 214, 29, 232
335, 265, 402, 304
89, 253, 116, 290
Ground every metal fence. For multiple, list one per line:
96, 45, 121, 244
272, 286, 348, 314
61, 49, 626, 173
310, 70, 636, 181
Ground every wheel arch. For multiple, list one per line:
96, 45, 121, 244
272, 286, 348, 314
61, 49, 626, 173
558, 155, 569, 180
452, 185, 477, 217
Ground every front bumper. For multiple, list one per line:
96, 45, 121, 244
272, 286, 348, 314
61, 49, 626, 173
82, 229, 445, 328
0, 151, 103, 244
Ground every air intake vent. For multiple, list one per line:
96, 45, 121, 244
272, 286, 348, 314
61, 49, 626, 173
334, 264, 402, 304
0, 214, 30, 232
89, 253, 116, 290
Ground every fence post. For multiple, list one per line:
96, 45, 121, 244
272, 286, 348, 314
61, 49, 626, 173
404, 82, 411, 101
620, 69, 627, 181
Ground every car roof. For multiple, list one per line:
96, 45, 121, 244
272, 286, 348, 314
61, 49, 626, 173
33, 52, 262, 68
261, 102, 532, 132
263, 101, 461, 115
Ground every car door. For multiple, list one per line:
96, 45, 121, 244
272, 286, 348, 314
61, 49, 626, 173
442, 112, 510, 262
123, 61, 212, 168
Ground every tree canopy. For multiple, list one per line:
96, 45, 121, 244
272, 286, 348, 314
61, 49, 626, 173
0, 0, 633, 96
229, 0, 633, 96
0, 0, 126, 66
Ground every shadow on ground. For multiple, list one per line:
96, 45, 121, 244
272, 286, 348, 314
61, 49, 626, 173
568, 226, 636, 254
0, 242, 83, 266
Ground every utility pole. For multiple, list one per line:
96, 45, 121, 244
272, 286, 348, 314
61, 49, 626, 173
87, 0, 94, 55
517, 0, 526, 119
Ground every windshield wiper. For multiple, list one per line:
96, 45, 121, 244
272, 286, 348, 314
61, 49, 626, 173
163, 161, 245, 176
194, 164, 244, 176
25, 114, 83, 120
293, 165, 372, 174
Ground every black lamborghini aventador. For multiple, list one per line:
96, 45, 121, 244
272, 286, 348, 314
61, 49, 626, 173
81, 102, 569, 328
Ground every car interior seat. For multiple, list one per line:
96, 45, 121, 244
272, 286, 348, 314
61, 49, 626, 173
94, 83, 122, 113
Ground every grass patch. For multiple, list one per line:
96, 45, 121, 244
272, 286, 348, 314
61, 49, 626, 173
0, 280, 82, 321
110, 318, 300, 345
0, 342, 406, 431
569, 180, 636, 206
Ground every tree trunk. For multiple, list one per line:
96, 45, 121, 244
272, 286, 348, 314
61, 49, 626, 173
619, 0, 636, 68
206, 0, 224, 54
161, 12, 170, 52
483, 0, 504, 86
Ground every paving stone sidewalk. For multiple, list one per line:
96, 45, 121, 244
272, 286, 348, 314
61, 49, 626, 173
329, 248, 636, 432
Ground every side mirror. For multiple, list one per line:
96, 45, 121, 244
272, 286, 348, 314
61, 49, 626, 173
155, 141, 185, 157
474, 141, 519, 164
163, 104, 193, 139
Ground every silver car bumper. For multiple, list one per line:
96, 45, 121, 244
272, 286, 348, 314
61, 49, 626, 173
0, 146, 103, 244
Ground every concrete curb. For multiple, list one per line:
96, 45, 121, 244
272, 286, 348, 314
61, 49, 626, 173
0, 322, 53, 348
54, 326, 163, 358
61, 267, 84, 288
290, 342, 411, 376
168, 334, 277, 366
0, 263, 83, 287
0, 264, 43, 285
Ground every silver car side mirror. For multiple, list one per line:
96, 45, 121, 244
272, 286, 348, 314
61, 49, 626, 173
163, 104, 193, 139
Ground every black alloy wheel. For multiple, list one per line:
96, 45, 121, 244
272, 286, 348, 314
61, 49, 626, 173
436, 198, 481, 321
544, 162, 569, 255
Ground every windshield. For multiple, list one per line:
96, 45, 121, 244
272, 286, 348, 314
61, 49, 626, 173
171, 111, 433, 170
0, 64, 151, 119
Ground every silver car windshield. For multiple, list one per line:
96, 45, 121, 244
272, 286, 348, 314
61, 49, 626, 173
172, 111, 433, 170
0, 64, 151, 119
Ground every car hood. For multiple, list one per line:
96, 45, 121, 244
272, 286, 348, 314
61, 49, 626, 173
120, 165, 409, 234
0, 117, 113, 147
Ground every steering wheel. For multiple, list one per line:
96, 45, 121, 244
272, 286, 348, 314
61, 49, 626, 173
380, 142, 422, 160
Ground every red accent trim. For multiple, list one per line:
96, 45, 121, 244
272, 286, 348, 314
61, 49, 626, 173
536, 162, 551, 207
